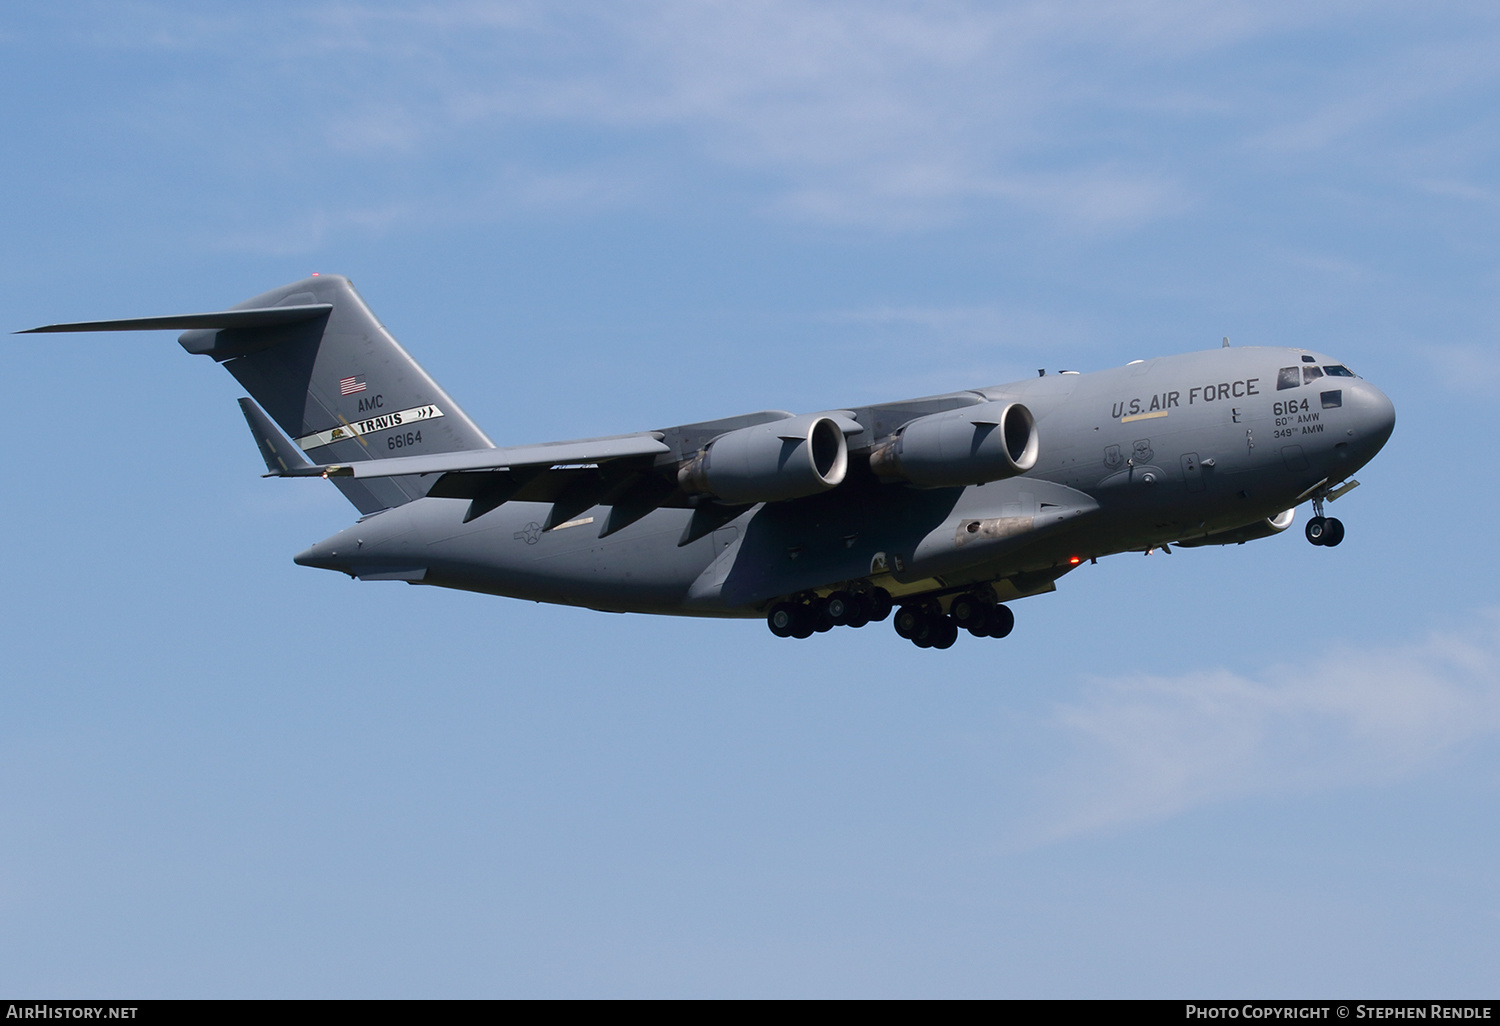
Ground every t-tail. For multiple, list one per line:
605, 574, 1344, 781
21, 275, 494, 514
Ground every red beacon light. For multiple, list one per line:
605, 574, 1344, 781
1068, 555, 1082, 565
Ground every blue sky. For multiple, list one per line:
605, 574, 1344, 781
1, 1, 1497, 997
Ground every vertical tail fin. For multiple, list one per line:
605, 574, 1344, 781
179, 275, 493, 514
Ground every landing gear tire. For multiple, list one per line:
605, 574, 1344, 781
824, 591, 855, 626
1306, 516, 1328, 546
790, 605, 815, 639
893, 605, 924, 639
950, 593, 987, 631
911, 616, 936, 648
1321, 517, 1345, 547
987, 604, 1015, 638
930, 616, 959, 649
865, 587, 894, 623
767, 602, 797, 638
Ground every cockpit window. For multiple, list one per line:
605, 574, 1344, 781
1323, 365, 1355, 377
1303, 365, 1324, 385
1277, 367, 1301, 390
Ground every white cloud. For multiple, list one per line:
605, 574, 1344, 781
453, 0, 1234, 228
66, 3, 1276, 225
1018, 610, 1500, 844
67, 1, 1500, 234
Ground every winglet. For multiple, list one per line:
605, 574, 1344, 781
238, 397, 314, 476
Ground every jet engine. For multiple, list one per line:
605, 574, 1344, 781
1175, 509, 1295, 547
869, 401, 1039, 488
678, 414, 849, 504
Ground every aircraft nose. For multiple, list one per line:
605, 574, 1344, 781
1342, 378, 1396, 463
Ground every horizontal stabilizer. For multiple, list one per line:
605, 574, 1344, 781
16, 304, 332, 334
22, 274, 497, 516
277, 433, 670, 479
238, 397, 313, 476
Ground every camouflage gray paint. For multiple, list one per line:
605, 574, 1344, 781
23, 276, 1395, 649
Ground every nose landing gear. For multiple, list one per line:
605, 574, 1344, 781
1305, 515, 1344, 546
1304, 493, 1346, 547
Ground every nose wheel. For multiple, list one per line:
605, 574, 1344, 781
1305, 516, 1344, 546
1305, 494, 1345, 547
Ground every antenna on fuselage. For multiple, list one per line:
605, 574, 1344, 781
1222, 336, 1230, 348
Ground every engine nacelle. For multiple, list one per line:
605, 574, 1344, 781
869, 401, 1039, 488
678, 414, 849, 504
1175, 509, 1296, 548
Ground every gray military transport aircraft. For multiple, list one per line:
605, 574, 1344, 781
22, 275, 1395, 649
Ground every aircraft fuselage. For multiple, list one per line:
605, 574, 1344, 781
295, 345, 1395, 618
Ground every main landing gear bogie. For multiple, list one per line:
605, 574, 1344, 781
948, 593, 1014, 639
767, 586, 1013, 649
767, 586, 893, 640
891, 592, 1014, 649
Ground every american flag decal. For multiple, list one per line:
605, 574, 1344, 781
339, 375, 367, 396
